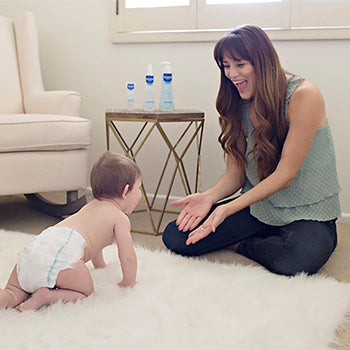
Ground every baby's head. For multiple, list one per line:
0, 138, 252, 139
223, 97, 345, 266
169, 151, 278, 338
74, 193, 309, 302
90, 151, 141, 201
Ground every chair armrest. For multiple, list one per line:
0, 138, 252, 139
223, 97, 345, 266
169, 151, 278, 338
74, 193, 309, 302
24, 90, 82, 116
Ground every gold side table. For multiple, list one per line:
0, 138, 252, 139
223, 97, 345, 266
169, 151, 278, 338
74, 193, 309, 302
105, 109, 205, 235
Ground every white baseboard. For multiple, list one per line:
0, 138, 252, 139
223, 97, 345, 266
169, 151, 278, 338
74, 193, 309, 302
86, 188, 181, 204
339, 213, 350, 224
86, 187, 93, 202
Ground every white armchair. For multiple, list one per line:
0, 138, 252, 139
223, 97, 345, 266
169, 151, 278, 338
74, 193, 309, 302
0, 11, 91, 216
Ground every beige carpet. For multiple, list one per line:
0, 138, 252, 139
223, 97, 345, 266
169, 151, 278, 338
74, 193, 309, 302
1, 194, 350, 348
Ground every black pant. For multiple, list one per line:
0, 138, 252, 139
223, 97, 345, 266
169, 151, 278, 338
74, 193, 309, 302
162, 199, 337, 276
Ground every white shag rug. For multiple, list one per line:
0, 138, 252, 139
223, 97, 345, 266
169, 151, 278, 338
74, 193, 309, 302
1, 230, 350, 350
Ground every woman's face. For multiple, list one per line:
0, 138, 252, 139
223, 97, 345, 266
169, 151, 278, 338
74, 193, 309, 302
222, 54, 257, 100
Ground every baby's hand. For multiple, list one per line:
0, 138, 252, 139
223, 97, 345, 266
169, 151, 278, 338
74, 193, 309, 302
94, 262, 106, 269
118, 279, 136, 288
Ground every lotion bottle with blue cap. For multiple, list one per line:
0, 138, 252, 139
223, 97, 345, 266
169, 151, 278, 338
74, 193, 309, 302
126, 82, 135, 110
159, 61, 174, 111
143, 63, 155, 111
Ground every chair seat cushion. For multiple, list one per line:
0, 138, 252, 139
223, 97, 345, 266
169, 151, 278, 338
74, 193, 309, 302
0, 114, 91, 152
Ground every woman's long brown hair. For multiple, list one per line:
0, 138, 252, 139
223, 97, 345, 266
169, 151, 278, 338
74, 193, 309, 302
214, 25, 288, 180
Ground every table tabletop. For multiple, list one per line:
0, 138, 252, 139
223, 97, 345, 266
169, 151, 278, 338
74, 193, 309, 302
106, 109, 205, 122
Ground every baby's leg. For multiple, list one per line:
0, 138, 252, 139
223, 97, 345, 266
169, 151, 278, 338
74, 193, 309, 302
15, 287, 49, 312
16, 287, 85, 312
16, 260, 93, 311
0, 266, 29, 309
55, 259, 94, 296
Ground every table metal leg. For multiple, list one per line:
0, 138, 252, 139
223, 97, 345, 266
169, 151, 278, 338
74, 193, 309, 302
106, 118, 204, 235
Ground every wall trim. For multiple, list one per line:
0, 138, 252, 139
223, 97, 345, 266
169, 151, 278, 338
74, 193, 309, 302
111, 27, 350, 44
339, 214, 350, 224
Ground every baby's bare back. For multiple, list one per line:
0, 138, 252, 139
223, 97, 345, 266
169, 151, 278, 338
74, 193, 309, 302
56, 199, 125, 262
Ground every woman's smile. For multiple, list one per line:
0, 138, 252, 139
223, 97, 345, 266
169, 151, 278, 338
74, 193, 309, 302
233, 79, 248, 93
223, 55, 256, 99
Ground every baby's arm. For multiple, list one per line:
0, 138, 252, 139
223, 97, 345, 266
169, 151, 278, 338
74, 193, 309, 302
115, 216, 137, 287
91, 251, 106, 269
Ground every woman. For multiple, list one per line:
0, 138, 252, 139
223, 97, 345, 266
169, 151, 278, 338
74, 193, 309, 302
162, 25, 341, 276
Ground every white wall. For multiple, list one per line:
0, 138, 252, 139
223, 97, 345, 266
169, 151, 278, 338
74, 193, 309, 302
1, 1, 349, 221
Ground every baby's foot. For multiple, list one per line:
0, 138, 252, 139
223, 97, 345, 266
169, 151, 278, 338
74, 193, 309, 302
16, 287, 49, 312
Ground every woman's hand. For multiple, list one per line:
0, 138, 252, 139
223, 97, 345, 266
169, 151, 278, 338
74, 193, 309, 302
186, 204, 230, 245
171, 193, 213, 232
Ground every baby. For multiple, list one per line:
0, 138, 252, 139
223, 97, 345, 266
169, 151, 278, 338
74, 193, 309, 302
0, 151, 142, 312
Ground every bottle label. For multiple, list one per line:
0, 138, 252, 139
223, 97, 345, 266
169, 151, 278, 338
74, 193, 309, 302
127, 83, 135, 91
163, 73, 172, 83
146, 75, 154, 85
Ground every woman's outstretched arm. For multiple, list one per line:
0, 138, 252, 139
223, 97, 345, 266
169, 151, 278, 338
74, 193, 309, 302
173, 131, 246, 232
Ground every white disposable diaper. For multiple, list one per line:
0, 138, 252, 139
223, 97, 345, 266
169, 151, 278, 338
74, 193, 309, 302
17, 226, 87, 293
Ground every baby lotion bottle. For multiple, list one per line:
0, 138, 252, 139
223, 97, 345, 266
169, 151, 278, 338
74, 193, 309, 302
159, 61, 174, 111
143, 64, 155, 111
126, 82, 135, 110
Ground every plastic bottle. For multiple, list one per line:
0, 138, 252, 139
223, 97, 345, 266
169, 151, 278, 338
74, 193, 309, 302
143, 64, 155, 111
126, 82, 135, 110
159, 61, 175, 111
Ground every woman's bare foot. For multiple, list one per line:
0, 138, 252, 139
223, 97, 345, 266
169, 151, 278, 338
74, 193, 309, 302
231, 242, 241, 251
16, 287, 49, 312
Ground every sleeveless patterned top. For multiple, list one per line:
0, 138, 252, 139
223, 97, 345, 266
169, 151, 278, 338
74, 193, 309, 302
241, 76, 341, 225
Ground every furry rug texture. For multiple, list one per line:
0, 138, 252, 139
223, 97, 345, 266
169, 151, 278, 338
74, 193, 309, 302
1, 230, 350, 350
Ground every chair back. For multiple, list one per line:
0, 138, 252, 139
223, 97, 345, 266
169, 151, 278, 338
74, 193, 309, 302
0, 14, 24, 113
14, 11, 45, 106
